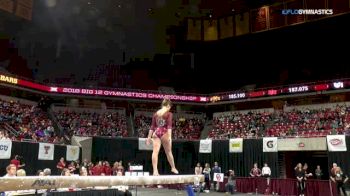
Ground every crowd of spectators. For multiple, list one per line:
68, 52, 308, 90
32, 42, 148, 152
210, 104, 350, 139
0, 99, 62, 143
54, 110, 128, 137
209, 111, 272, 139
266, 105, 350, 137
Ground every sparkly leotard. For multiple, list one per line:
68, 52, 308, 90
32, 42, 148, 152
150, 112, 173, 138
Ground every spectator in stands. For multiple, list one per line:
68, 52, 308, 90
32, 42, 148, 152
225, 170, 235, 195
112, 161, 119, 175
103, 161, 112, 175
114, 161, 124, 175
88, 162, 94, 176
250, 163, 261, 177
0, 130, 4, 139
315, 165, 323, 180
16, 169, 26, 176
10, 155, 25, 170
4, 164, 16, 177
195, 163, 202, 175
61, 168, 71, 176
91, 161, 103, 175
80, 167, 88, 176
56, 157, 66, 175
37, 170, 44, 176
68, 161, 77, 174
330, 167, 348, 196
43, 168, 51, 176
203, 163, 211, 191
212, 162, 221, 191
295, 163, 306, 196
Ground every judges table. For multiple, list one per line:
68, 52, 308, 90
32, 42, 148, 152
219, 177, 337, 196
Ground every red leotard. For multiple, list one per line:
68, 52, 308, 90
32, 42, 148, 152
151, 112, 173, 138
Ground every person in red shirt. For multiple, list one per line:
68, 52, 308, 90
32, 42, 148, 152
91, 161, 103, 176
68, 162, 77, 174
103, 161, 112, 175
10, 155, 25, 170
56, 157, 66, 175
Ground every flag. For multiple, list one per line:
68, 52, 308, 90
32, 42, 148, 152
66, 145, 80, 161
263, 137, 278, 152
0, 139, 12, 159
229, 138, 243, 153
199, 139, 212, 153
327, 135, 347, 151
38, 143, 54, 160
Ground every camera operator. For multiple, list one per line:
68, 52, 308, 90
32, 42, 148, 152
10, 155, 25, 170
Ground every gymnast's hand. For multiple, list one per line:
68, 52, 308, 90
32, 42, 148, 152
146, 137, 152, 146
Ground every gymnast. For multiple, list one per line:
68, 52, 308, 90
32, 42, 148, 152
146, 98, 179, 176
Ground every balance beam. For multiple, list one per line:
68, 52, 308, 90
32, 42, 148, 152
0, 175, 204, 192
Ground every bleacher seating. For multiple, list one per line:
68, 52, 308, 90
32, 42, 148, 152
0, 97, 58, 143
53, 106, 128, 138
210, 109, 273, 139
210, 103, 350, 139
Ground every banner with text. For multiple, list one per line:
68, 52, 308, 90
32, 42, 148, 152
327, 135, 347, 151
263, 137, 278, 152
229, 138, 243, 153
199, 139, 212, 153
0, 139, 12, 159
138, 138, 153, 151
277, 137, 327, 151
66, 145, 80, 161
38, 143, 54, 160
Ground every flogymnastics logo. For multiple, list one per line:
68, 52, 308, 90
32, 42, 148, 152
282, 9, 333, 15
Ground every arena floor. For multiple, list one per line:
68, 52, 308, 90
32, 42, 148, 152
129, 188, 264, 195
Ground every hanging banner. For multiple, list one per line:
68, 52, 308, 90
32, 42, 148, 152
138, 138, 153, 151
199, 139, 212, 153
229, 138, 243, 153
66, 145, 80, 161
0, 139, 12, 159
263, 137, 278, 152
327, 135, 347, 152
38, 143, 54, 160
278, 137, 327, 151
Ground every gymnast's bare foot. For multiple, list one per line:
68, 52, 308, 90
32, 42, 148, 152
153, 171, 160, 176
171, 168, 179, 174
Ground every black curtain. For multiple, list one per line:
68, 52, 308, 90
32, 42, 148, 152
92, 137, 276, 177
0, 141, 81, 176
328, 136, 350, 176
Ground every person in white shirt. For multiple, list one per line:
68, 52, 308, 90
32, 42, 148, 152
262, 163, 271, 186
3, 164, 16, 177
